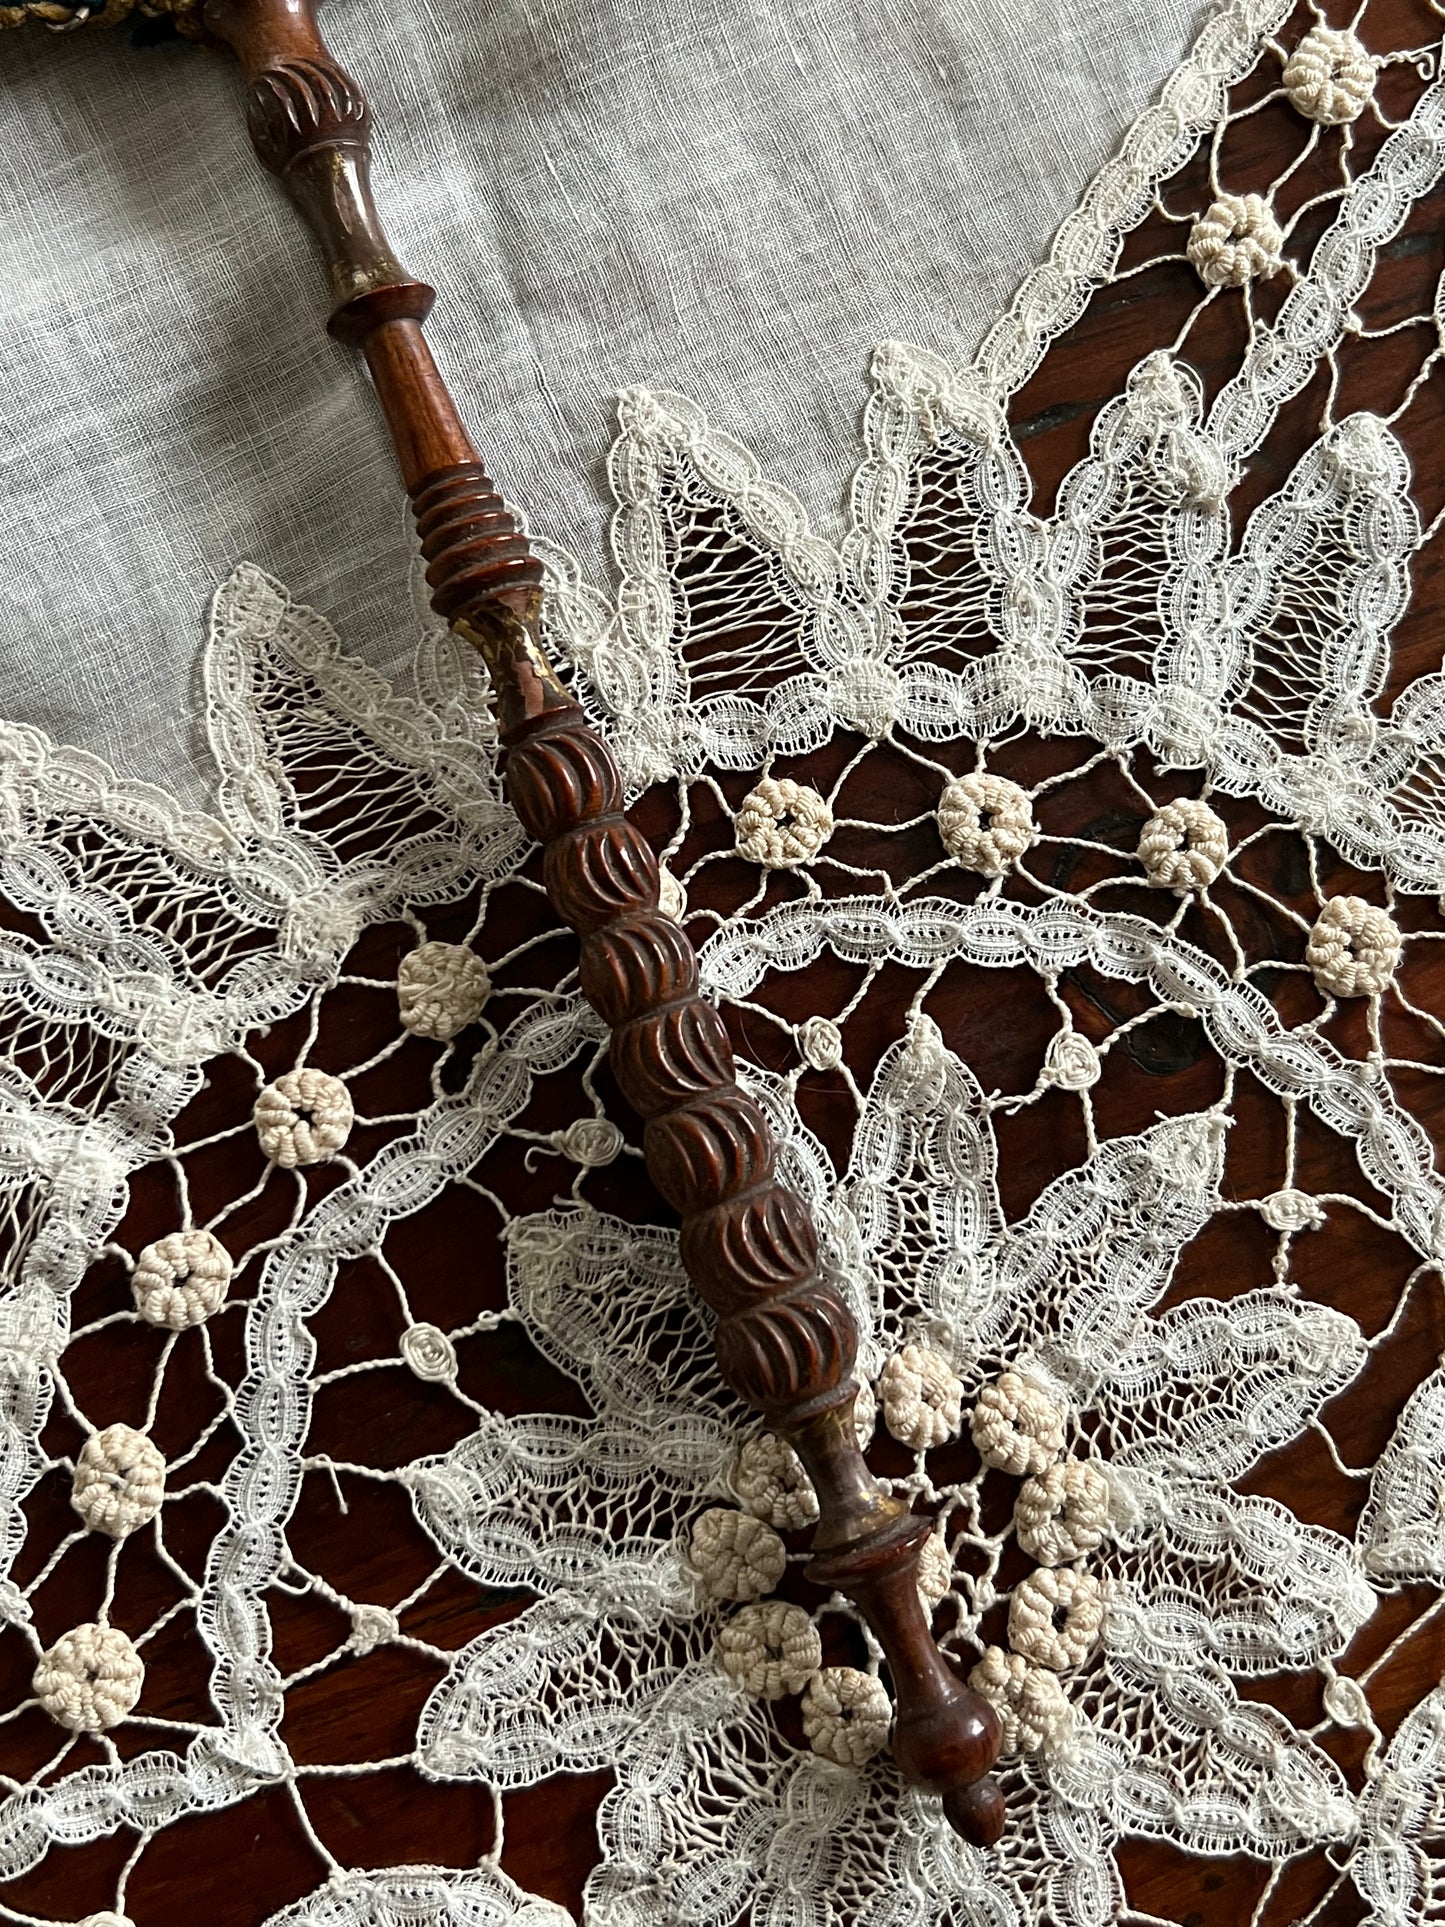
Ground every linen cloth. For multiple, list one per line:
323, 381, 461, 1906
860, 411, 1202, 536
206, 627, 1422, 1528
0, 0, 1198, 805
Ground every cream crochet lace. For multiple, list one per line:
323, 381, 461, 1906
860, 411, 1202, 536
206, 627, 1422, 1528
2, 3, 1445, 1922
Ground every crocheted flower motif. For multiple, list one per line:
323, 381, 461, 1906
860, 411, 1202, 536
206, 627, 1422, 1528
968, 1646, 1073, 1756
734, 777, 834, 868
1014, 1458, 1110, 1565
1307, 896, 1402, 997
555, 1117, 625, 1166
1138, 798, 1228, 892
397, 940, 490, 1041
878, 1343, 964, 1450
690, 1507, 788, 1600
347, 1604, 401, 1654
33, 1624, 143, 1732
731, 1432, 819, 1531
401, 1322, 457, 1383
131, 1229, 232, 1330
1260, 1188, 1327, 1233
801, 1666, 893, 1765
717, 1599, 821, 1698
1322, 1676, 1373, 1728
657, 868, 687, 922
1323, 414, 1396, 499
279, 887, 362, 971
798, 1014, 844, 1071
1042, 1028, 1101, 1091
254, 1067, 354, 1167
1283, 26, 1374, 124
1008, 1567, 1103, 1672
829, 656, 901, 738
71, 1425, 165, 1540
970, 1371, 1068, 1477
936, 773, 1034, 876
1187, 193, 1284, 287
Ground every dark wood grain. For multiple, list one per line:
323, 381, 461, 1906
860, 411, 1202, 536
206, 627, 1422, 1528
201, 0, 1006, 1844
506, 707, 1003, 1835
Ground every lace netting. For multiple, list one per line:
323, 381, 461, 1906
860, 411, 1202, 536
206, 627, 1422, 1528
4, 0, 1445, 1921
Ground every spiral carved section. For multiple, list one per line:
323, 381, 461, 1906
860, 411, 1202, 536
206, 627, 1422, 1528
679, 1188, 818, 1316
411, 463, 545, 623
247, 57, 369, 173
611, 1001, 734, 1119
543, 819, 660, 931
579, 913, 698, 1027
715, 1282, 857, 1414
508, 721, 624, 839
643, 1089, 777, 1215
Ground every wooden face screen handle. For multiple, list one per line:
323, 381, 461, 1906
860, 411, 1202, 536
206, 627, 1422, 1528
199, 0, 1005, 1845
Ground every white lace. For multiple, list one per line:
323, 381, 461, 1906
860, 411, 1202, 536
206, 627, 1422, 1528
3, 2, 1445, 1922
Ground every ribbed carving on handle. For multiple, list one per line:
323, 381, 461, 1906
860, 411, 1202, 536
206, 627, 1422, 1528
413, 463, 545, 622
246, 56, 368, 173
678, 1189, 817, 1315
505, 712, 847, 1415
501, 705, 1004, 1839
204, 0, 1003, 1840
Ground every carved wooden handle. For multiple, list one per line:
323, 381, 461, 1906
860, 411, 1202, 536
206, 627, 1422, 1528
202, 0, 1003, 1843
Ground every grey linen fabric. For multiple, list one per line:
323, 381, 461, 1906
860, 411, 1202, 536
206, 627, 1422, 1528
0, 0, 1200, 803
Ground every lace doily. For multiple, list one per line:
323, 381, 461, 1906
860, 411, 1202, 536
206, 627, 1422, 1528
4, 1, 1445, 1922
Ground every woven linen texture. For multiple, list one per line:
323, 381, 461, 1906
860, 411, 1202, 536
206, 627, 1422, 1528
0, 0, 1195, 805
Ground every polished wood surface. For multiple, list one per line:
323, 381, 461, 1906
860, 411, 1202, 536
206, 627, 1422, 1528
212, 0, 1005, 1843
2, 0, 1444, 1918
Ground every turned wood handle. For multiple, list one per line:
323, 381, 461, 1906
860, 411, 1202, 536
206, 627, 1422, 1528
201, 0, 1003, 1843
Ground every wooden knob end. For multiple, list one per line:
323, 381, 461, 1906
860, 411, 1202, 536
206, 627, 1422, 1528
891, 1674, 1003, 1834
803, 1503, 1004, 1840
944, 1775, 1007, 1848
